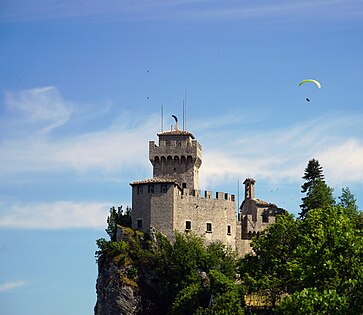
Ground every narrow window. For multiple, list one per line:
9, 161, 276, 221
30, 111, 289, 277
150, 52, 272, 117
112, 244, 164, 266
227, 225, 231, 235
185, 220, 191, 230
137, 186, 143, 194
137, 219, 142, 229
161, 184, 167, 193
206, 223, 212, 233
262, 211, 269, 223
182, 183, 187, 189
148, 185, 154, 193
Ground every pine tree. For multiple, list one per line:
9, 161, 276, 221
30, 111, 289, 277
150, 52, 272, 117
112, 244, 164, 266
301, 158, 325, 193
300, 179, 335, 218
338, 187, 358, 214
300, 159, 330, 218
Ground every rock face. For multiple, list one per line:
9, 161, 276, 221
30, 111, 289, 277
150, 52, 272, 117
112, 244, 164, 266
94, 227, 161, 315
94, 256, 141, 315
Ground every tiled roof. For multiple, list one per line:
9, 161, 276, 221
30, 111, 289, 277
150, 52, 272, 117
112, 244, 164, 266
130, 176, 177, 185
254, 198, 277, 207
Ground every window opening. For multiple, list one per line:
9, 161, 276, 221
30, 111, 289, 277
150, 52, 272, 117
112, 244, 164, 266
148, 185, 154, 193
185, 221, 191, 230
137, 219, 142, 229
262, 211, 269, 223
206, 223, 212, 233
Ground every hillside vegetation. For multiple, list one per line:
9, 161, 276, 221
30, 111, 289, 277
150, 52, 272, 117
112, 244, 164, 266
95, 160, 363, 314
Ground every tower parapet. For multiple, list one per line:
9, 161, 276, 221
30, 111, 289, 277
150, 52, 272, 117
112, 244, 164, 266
149, 130, 202, 190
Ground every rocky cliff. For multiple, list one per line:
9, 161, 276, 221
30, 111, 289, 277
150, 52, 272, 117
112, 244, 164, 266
94, 227, 161, 315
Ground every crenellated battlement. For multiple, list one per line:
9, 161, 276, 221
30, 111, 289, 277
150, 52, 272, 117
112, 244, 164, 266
149, 140, 202, 158
181, 188, 235, 202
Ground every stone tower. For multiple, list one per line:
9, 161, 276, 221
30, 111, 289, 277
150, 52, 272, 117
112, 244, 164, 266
149, 128, 202, 190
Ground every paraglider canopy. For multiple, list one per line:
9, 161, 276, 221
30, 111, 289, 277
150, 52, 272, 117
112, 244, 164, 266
298, 79, 321, 89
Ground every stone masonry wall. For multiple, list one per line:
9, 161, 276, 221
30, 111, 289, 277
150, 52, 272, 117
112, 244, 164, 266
174, 189, 237, 250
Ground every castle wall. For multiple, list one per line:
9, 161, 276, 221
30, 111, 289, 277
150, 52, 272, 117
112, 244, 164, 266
131, 185, 151, 234
174, 189, 237, 250
149, 184, 176, 239
131, 183, 175, 239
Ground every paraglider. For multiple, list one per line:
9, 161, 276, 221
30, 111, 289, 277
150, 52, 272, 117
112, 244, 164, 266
299, 79, 321, 102
298, 79, 321, 89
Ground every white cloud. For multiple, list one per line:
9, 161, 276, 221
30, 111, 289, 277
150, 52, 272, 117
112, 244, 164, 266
0, 200, 113, 229
0, 280, 27, 292
0, 87, 157, 177
4, 86, 72, 133
199, 114, 363, 188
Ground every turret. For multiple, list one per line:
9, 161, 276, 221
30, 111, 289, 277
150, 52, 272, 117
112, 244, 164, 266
243, 178, 255, 199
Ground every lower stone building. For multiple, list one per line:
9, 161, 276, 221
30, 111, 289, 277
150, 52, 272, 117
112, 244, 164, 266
130, 126, 284, 255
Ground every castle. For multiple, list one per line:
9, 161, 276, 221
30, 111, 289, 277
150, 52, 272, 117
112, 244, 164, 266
130, 125, 283, 255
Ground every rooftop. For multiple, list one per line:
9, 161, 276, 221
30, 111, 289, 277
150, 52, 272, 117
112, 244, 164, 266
157, 129, 195, 139
130, 176, 178, 186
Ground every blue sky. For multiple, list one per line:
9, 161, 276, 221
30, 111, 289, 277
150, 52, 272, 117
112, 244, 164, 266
1, 1, 363, 314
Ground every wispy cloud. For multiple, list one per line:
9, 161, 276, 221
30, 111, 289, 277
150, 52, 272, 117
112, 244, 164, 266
1, 0, 362, 23
1, 87, 362, 188
3, 86, 72, 134
199, 113, 363, 189
0, 280, 27, 292
0, 87, 156, 177
0, 200, 112, 229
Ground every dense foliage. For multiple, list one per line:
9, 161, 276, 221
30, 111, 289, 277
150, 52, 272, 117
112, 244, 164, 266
105, 205, 132, 241
96, 160, 362, 314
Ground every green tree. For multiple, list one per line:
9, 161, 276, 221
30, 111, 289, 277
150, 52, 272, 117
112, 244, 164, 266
155, 232, 242, 314
278, 288, 349, 315
300, 178, 335, 218
195, 270, 244, 315
339, 187, 358, 215
239, 213, 299, 307
300, 159, 327, 218
301, 158, 325, 193
105, 206, 132, 241
287, 206, 363, 313
338, 187, 363, 230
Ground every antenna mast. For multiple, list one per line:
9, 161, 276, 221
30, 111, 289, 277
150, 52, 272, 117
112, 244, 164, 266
184, 89, 188, 131
182, 100, 185, 131
237, 179, 240, 215
161, 105, 164, 132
